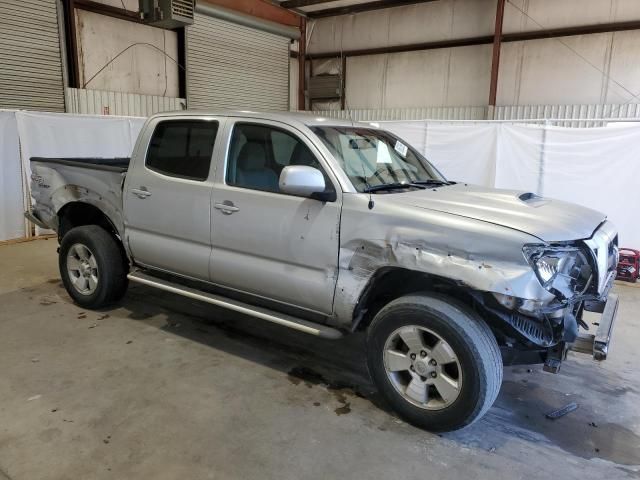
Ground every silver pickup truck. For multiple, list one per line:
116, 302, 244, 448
27, 111, 619, 432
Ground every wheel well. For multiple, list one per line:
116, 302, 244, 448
58, 202, 118, 239
57, 202, 129, 268
352, 267, 471, 332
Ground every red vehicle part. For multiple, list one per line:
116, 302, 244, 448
616, 248, 640, 282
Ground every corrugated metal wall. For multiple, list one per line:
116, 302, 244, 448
186, 13, 290, 110
65, 88, 185, 116
0, 0, 65, 112
311, 106, 488, 122
311, 103, 640, 127
493, 104, 640, 127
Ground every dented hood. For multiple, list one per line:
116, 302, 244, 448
391, 184, 605, 242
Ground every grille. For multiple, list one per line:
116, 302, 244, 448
506, 312, 554, 346
172, 0, 194, 19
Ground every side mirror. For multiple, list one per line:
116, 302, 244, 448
279, 166, 334, 201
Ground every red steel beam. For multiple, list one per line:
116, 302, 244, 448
489, 0, 506, 106
298, 17, 307, 110
200, 0, 302, 27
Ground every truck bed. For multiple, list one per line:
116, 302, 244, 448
31, 157, 130, 173
29, 157, 129, 235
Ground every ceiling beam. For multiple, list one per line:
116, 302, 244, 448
307, 19, 640, 59
306, 0, 438, 18
200, 0, 302, 27
281, 0, 337, 7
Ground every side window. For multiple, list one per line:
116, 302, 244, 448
226, 123, 327, 193
146, 120, 218, 181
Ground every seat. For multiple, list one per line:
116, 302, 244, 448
289, 142, 318, 168
236, 142, 279, 192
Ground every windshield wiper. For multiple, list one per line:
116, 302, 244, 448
413, 178, 453, 187
412, 179, 451, 186
363, 183, 426, 193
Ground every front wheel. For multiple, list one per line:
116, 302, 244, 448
59, 225, 128, 309
367, 294, 502, 432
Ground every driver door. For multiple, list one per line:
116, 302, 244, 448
209, 119, 341, 315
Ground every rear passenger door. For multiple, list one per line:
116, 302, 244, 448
124, 117, 222, 280
209, 119, 341, 315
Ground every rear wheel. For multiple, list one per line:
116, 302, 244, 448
59, 225, 128, 308
367, 294, 502, 432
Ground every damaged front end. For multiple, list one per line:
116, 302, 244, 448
481, 221, 619, 373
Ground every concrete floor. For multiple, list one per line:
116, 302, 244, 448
0, 239, 639, 480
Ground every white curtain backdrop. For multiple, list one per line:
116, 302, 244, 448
1, 111, 638, 249
384, 120, 639, 248
0, 111, 24, 241
542, 125, 640, 248
0, 112, 145, 241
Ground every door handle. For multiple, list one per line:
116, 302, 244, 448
214, 202, 240, 215
131, 187, 152, 199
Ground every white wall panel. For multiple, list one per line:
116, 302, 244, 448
306, 0, 495, 55
345, 44, 492, 109
305, 0, 640, 109
498, 31, 640, 106
503, 0, 640, 34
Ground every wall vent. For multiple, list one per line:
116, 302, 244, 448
139, 0, 195, 29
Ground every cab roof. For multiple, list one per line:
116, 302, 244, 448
150, 109, 377, 129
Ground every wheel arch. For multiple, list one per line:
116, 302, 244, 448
58, 202, 120, 239
352, 267, 472, 332
57, 202, 129, 266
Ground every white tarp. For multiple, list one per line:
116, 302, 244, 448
0, 111, 24, 241
385, 120, 640, 248
385, 122, 498, 186
0, 112, 145, 241
495, 124, 544, 193
16, 112, 145, 180
1, 111, 639, 249
543, 125, 640, 248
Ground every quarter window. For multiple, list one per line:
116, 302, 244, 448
146, 120, 219, 181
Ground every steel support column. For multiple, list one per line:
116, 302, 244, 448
489, 0, 506, 107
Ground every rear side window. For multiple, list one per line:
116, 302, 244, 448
146, 120, 219, 181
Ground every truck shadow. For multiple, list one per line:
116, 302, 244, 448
114, 283, 640, 468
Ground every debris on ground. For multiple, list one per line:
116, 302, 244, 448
589, 421, 598, 427
545, 402, 579, 420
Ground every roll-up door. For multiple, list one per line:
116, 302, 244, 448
186, 13, 290, 111
0, 0, 65, 111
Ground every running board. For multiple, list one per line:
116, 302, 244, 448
127, 271, 343, 340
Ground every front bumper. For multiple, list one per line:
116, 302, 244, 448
571, 293, 619, 360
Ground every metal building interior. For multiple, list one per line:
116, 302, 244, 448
0, 1, 639, 479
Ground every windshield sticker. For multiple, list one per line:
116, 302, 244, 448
394, 140, 408, 157
376, 142, 392, 163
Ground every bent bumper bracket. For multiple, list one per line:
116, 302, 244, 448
571, 293, 619, 361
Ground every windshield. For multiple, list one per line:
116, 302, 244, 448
310, 126, 447, 192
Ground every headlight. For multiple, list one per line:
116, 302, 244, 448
523, 245, 593, 298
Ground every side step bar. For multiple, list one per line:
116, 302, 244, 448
127, 271, 343, 340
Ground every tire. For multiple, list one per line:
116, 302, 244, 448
366, 294, 502, 432
59, 225, 128, 309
